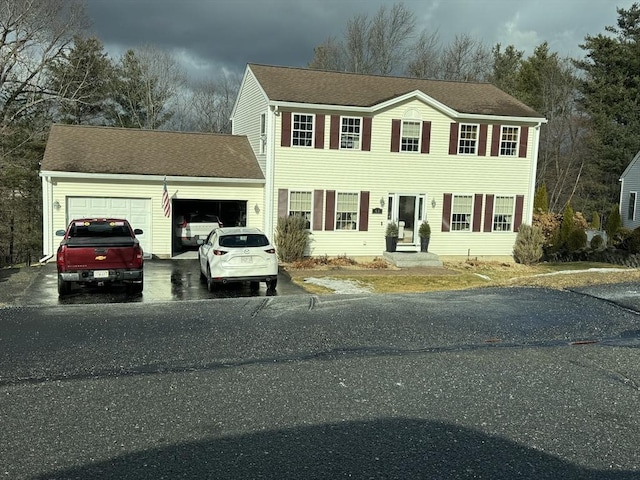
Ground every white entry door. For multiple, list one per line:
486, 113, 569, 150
388, 193, 426, 251
66, 197, 152, 256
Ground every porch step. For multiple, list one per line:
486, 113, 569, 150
383, 251, 443, 267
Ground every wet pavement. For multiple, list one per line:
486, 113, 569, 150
27, 255, 308, 305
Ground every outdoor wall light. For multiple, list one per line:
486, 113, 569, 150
380, 197, 385, 207
254, 204, 260, 214
431, 198, 436, 208
53, 200, 61, 210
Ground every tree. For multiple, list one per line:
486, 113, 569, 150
576, 4, 640, 209
488, 44, 523, 96
183, 72, 240, 134
533, 184, 549, 213
405, 30, 441, 79
48, 35, 114, 124
440, 33, 492, 82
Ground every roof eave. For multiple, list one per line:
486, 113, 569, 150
39, 171, 265, 183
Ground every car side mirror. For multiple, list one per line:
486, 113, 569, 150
134, 229, 143, 235
55, 230, 65, 236
197, 238, 205, 245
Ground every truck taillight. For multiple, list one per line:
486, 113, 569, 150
56, 245, 66, 268
133, 245, 144, 267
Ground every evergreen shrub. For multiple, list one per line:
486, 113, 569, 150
513, 224, 544, 265
275, 215, 309, 263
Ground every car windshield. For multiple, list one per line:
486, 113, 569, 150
219, 234, 269, 248
68, 221, 130, 237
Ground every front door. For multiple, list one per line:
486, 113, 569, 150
388, 194, 425, 251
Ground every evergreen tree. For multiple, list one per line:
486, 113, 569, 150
533, 184, 549, 213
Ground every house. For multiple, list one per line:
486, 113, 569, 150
39, 125, 265, 259
40, 64, 546, 261
231, 64, 546, 259
620, 150, 640, 230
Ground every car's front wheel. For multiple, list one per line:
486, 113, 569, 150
206, 265, 217, 292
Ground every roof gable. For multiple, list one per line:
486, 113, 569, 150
621, 150, 640, 179
41, 124, 264, 180
248, 63, 543, 119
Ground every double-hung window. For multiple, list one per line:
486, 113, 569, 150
500, 126, 519, 156
259, 113, 266, 154
401, 121, 421, 152
493, 196, 515, 231
451, 195, 473, 231
458, 124, 478, 154
341, 117, 361, 149
629, 192, 637, 221
336, 192, 359, 230
292, 114, 314, 147
289, 191, 312, 229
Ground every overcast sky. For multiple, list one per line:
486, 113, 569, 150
85, 0, 636, 83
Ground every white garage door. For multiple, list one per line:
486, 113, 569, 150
66, 197, 152, 257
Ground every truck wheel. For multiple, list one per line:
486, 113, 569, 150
57, 276, 71, 296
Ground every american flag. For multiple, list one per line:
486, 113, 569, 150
162, 178, 171, 218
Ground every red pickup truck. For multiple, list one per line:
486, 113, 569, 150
55, 218, 145, 296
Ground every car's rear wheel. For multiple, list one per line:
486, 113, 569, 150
198, 255, 207, 283
206, 265, 216, 292
250, 281, 260, 291
57, 276, 71, 296
266, 278, 277, 291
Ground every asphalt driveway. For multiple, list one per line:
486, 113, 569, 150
19, 257, 307, 306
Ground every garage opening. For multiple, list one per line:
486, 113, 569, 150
172, 199, 247, 255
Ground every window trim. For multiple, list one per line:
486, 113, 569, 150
339, 116, 362, 150
629, 191, 637, 221
499, 126, 520, 157
400, 120, 422, 153
291, 113, 315, 148
334, 191, 360, 231
492, 195, 516, 232
457, 123, 479, 155
450, 194, 474, 232
259, 112, 266, 154
288, 190, 313, 229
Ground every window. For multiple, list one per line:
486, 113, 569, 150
341, 117, 361, 149
629, 192, 637, 221
458, 124, 478, 154
401, 121, 421, 152
500, 126, 519, 156
292, 114, 313, 147
336, 192, 359, 230
289, 191, 312, 229
451, 195, 473, 231
493, 196, 515, 231
259, 113, 266, 154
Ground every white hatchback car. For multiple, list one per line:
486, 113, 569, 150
197, 227, 278, 291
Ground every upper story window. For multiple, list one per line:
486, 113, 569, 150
401, 121, 421, 152
292, 114, 314, 147
335, 192, 359, 230
341, 117, 361, 149
451, 194, 473, 231
259, 113, 266, 154
458, 124, 478, 155
629, 192, 637, 221
500, 126, 519, 156
289, 191, 312, 229
493, 195, 515, 231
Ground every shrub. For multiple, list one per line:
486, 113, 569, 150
385, 221, 399, 237
533, 184, 549, 213
590, 234, 604, 250
591, 211, 601, 230
558, 204, 575, 249
513, 224, 544, 265
275, 215, 309, 263
566, 228, 587, 251
621, 227, 640, 253
418, 221, 431, 238
605, 205, 622, 245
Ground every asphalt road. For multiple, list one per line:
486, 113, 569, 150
1, 287, 639, 479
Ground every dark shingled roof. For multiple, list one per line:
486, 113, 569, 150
249, 64, 543, 119
41, 124, 264, 180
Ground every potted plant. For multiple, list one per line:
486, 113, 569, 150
418, 221, 431, 252
385, 221, 399, 252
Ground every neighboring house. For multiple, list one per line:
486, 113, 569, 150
231, 64, 546, 258
39, 125, 264, 259
620, 150, 640, 230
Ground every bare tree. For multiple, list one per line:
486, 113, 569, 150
187, 72, 240, 134
441, 33, 492, 82
308, 37, 345, 71
405, 29, 442, 79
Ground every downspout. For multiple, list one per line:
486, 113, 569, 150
264, 105, 278, 239
39, 173, 54, 263
527, 122, 543, 225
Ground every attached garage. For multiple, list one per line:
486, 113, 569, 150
40, 125, 265, 260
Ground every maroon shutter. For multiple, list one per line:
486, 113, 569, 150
484, 194, 495, 232
325, 190, 336, 231
358, 191, 369, 231
315, 114, 325, 149
442, 194, 452, 232
491, 125, 501, 156
514, 195, 524, 231
391, 119, 401, 152
473, 194, 483, 232
280, 112, 291, 147
478, 124, 488, 156
313, 190, 324, 231
362, 117, 372, 151
449, 123, 459, 155
421, 121, 431, 154
330, 115, 340, 149
519, 127, 529, 158
278, 189, 288, 219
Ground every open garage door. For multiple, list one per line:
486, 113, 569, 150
66, 197, 152, 257
172, 199, 247, 254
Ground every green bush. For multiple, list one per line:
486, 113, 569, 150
533, 184, 549, 213
623, 226, 640, 253
513, 224, 544, 265
605, 205, 622, 245
275, 215, 309, 263
590, 234, 604, 250
591, 211, 601, 230
566, 228, 587, 251
385, 221, 399, 237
